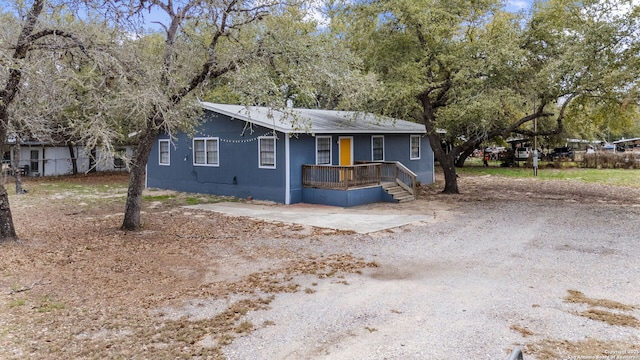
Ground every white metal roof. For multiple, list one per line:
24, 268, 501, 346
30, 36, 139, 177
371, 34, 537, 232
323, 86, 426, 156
200, 102, 426, 135
613, 137, 640, 144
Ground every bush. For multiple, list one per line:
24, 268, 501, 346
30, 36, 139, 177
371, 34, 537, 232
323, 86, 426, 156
582, 152, 640, 169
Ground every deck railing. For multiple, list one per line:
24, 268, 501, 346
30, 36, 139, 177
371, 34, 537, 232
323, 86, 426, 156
377, 161, 418, 196
303, 161, 417, 195
302, 163, 381, 189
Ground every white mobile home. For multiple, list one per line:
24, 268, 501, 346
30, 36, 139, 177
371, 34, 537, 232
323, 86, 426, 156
3, 142, 133, 176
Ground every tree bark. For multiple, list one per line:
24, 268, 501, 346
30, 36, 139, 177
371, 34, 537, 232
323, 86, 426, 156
420, 95, 460, 194
89, 147, 97, 173
455, 144, 478, 168
67, 144, 78, 175
0, 142, 18, 242
0, 185, 17, 241
121, 126, 160, 231
0, 126, 18, 241
13, 143, 24, 194
439, 155, 459, 194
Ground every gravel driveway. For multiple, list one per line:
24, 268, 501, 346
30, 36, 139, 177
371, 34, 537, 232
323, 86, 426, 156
223, 181, 640, 359
2, 173, 638, 359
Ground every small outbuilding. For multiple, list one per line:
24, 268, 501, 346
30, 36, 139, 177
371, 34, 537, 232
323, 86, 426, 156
146, 102, 435, 207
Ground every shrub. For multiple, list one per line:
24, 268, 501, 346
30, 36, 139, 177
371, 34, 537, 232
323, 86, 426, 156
582, 152, 640, 169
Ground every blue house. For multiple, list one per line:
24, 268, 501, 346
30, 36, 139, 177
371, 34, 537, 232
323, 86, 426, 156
146, 102, 434, 207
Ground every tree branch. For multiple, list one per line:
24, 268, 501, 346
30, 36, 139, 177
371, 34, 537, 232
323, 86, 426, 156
25, 29, 87, 53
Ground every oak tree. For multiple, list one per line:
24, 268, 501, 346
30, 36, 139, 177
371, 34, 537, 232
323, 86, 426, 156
332, 0, 640, 193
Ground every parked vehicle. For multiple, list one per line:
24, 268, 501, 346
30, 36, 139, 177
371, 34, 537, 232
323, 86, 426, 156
514, 147, 542, 161
514, 147, 531, 160
550, 147, 575, 160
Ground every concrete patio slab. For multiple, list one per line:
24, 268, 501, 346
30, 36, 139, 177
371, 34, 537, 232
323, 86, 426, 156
185, 202, 433, 234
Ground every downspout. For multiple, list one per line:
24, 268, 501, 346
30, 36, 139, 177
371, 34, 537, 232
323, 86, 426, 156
285, 135, 290, 205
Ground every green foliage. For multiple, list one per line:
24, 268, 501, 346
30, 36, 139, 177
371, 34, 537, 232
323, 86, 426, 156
220, 5, 379, 111
458, 166, 640, 187
8, 298, 26, 308
35, 295, 66, 313
565, 96, 640, 141
331, 0, 640, 191
142, 194, 176, 202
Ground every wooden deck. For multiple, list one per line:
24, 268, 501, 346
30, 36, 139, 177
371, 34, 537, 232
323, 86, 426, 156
302, 161, 417, 196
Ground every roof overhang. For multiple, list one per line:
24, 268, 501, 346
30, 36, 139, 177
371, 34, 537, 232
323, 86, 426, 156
199, 102, 426, 135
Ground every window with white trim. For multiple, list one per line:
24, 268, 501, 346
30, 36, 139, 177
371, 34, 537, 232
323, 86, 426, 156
258, 136, 276, 168
193, 137, 219, 166
372, 135, 384, 161
410, 135, 421, 160
316, 136, 332, 165
159, 140, 170, 165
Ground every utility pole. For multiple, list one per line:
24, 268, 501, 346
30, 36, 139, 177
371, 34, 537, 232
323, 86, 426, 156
533, 100, 538, 177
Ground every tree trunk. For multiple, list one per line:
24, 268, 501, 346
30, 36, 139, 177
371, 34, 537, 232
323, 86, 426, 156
0, 185, 18, 241
89, 147, 97, 173
121, 127, 160, 231
0, 0, 47, 242
67, 144, 78, 175
13, 143, 24, 194
439, 154, 459, 194
420, 99, 460, 194
455, 145, 477, 168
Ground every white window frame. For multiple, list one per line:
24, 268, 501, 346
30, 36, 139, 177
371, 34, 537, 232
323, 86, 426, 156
258, 136, 277, 169
371, 135, 385, 161
159, 139, 170, 166
192, 137, 220, 167
315, 136, 332, 165
410, 135, 421, 160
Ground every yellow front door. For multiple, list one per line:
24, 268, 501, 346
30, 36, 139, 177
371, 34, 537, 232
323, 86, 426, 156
339, 137, 352, 166
339, 137, 353, 181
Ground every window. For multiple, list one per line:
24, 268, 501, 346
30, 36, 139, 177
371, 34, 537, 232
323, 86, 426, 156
410, 135, 421, 160
316, 136, 332, 165
258, 136, 276, 168
30, 150, 39, 173
193, 138, 219, 166
114, 148, 127, 168
159, 140, 170, 165
372, 136, 384, 161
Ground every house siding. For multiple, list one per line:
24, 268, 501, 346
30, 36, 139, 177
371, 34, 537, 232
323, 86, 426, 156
147, 112, 288, 203
383, 134, 434, 185
147, 108, 435, 205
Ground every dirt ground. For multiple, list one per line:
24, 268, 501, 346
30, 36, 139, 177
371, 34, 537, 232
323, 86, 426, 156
0, 171, 639, 359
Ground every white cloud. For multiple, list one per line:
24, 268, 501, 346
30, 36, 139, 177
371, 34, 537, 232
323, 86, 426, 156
507, 0, 531, 10
302, 0, 330, 27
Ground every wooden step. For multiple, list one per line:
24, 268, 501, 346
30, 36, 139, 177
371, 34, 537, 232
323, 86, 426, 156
382, 183, 415, 202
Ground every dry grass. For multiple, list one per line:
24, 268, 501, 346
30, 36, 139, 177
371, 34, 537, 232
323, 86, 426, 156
527, 338, 640, 360
583, 152, 640, 169
577, 309, 640, 328
564, 289, 636, 311
510, 324, 535, 337
0, 173, 377, 359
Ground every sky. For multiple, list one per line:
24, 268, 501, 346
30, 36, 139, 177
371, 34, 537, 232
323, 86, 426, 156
133, 0, 538, 33
505, 0, 534, 13
0, 0, 543, 34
